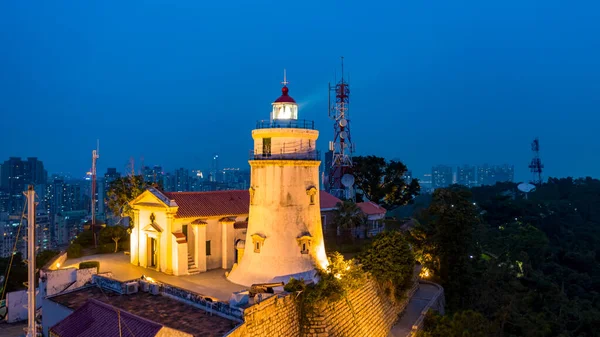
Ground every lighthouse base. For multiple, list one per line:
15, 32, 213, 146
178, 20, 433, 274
227, 256, 319, 287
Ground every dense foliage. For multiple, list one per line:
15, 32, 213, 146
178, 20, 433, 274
358, 231, 415, 301
105, 175, 149, 229
410, 186, 483, 308
352, 155, 420, 209
284, 252, 365, 332
0, 249, 60, 296
329, 201, 365, 242
417, 310, 493, 337
67, 243, 83, 259
411, 178, 600, 337
99, 225, 127, 253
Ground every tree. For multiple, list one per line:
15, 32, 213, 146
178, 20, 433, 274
100, 226, 128, 253
352, 155, 420, 209
106, 175, 147, 230
410, 186, 483, 309
417, 310, 494, 337
331, 201, 365, 242
358, 231, 415, 301
36, 250, 60, 269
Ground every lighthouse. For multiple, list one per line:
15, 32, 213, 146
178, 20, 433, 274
227, 73, 328, 286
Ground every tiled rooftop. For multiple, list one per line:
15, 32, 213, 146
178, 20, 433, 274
357, 201, 387, 215
156, 189, 342, 218
320, 190, 342, 209
163, 190, 249, 218
49, 286, 238, 337
50, 299, 162, 337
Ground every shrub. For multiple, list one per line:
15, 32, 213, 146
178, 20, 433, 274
67, 244, 83, 259
36, 250, 60, 269
119, 240, 130, 251
358, 231, 415, 301
284, 253, 365, 333
73, 230, 94, 248
79, 261, 100, 273
97, 243, 115, 254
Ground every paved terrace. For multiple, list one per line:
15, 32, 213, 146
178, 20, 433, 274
63, 253, 246, 301
49, 286, 238, 336
387, 282, 441, 337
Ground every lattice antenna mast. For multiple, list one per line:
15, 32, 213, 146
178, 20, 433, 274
528, 137, 544, 185
327, 57, 355, 200
91, 140, 99, 248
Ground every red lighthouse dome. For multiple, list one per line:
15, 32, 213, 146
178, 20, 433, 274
274, 85, 296, 103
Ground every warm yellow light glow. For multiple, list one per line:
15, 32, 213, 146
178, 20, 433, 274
56, 262, 60, 268
419, 267, 430, 278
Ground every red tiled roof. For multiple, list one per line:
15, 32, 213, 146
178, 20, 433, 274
158, 190, 340, 218
50, 299, 163, 337
320, 191, 342, 209
163, 190, 249, 218
172, 232, 186, 243
357, 201, 387, 215
191, 218, 208, 225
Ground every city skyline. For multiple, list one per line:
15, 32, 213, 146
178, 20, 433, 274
2, 1, 600, 184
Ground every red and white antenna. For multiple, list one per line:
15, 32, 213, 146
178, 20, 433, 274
327, 57, 355, 200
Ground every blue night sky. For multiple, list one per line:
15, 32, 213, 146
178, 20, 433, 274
1, 1, 599, 182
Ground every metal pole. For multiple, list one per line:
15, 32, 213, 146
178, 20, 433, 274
26, 185, 36, 337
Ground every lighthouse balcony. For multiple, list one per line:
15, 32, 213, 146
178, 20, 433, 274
255, 119, 315, 130
249, 149, 321, 161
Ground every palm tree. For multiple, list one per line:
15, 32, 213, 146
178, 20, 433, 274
332, 201, 365, 243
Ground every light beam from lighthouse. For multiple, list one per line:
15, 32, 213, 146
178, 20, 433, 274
227, 72, 329, 286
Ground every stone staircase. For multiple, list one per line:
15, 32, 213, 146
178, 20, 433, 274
188, 254, 199, 275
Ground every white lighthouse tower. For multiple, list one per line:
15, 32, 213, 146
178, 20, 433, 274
227, 73, 328, 286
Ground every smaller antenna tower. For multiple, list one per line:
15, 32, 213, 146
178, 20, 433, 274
91, 140, 99, 248
528, 137, 544, 185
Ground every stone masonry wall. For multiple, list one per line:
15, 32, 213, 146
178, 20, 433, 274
226, 294, 300, 337
306, 278, 412, 337
226, 277, 416, 337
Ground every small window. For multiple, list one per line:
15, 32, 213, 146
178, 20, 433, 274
262, 138, 272, 157
297, 236, 311, 255
251, 233, 265, 253
206, 240, 211, 256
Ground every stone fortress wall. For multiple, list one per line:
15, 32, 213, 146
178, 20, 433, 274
226, 277, 418, 337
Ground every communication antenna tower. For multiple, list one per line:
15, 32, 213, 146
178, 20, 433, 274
327, 57, 355, 200
528, 137, 544, 185
91, 140, 99, 248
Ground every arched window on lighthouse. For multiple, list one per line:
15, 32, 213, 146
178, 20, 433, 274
306, 187, 317, 205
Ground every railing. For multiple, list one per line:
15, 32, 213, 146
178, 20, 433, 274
249, 149, 320, 161
255, 119, 315, 130
91, 274, 244, 321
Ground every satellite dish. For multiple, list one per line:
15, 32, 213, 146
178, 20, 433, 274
341, 174, 355, 187
340, 131, 347, 139
517, 183, 536, 193
339, 118, 348, 127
